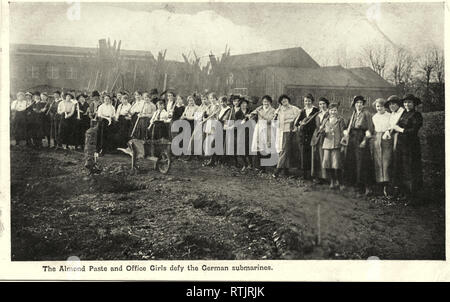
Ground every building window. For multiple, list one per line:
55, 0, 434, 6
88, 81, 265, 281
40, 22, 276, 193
66, 67, 77, 79
233, 88, 248, 96
27, 66, 39, 78
47, 66, 59, 79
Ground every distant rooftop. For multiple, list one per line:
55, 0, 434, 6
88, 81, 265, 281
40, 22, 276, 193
266, 65, 394, 89
10, 43, 155, 60
227, 47, 320, 69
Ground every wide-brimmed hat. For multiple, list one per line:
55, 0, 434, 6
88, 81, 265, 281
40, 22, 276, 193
385, 95, 402, 108
351, 95, 366, 107
76, 94, 88, 101
160, 88, 176, 98
92, 90, 100, 97
65, 92, 74, 99
401, 94, 422, 106
238, 97, 249, 107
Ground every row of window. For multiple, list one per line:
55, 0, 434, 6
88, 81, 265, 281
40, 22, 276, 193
26, 66, 77, 80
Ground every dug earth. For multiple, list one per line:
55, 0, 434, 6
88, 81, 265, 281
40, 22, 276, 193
10, 147, 445, 260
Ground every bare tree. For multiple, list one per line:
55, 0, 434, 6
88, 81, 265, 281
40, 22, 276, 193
389, 47, 415, 94
360, 42, 390, 78
432, 48, 444, 85
418, 48, 435, 104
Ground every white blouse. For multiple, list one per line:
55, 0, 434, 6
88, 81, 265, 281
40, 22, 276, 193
11, 100, 28, 111
372, 112, 391, 133
97, 103, 116, 119
116, 103, 132, 118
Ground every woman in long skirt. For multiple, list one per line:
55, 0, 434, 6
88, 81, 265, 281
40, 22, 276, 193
39, 93, 52, 147
11, 91, 29, 145
76, 94, 91, 150
180, 96, 199, 158
272, 94, 301, 178
29, 92, 46, 147
132, 92, 156, 140
148, 99, 170, 140
203, 93, 221, 166
250, 95, 276, 172
47, 91, 62, 148
343, 95, 375, 195
295, 93, 319, 179
57, 93, 76, 149
371, 98, 393, 196
96, 94, 116, 154
171, 95, 186, 139
311, 97, 329, 182
391, 94, 423, 198
234, 97, 253, 171
115, 94, 132, 148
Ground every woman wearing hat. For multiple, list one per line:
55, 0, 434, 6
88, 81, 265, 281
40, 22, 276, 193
385, 95, 405, 193
371, 98, 393, 196
234, 97, 253, 171
46, 91, 63, 148
343, 95, 375, 194
30, 92, 49, 147
249, 95, 276, 172
295, 93, 319, 179
75, 94, 90, 149
11, 91, 29, 145
391, 94, 423, 197
272, 94, 301, 178
57, 92, 76, 149
310, 97, 330, 182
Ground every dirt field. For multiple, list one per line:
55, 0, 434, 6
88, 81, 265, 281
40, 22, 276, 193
10, 146, 445, 260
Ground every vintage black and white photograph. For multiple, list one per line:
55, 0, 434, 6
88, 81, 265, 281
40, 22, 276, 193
6, 1, 445, 262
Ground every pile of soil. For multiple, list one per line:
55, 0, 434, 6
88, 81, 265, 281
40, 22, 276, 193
10, 146, 445, 260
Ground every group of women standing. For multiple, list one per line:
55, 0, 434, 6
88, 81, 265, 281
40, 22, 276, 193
270, 93, 423, 198
11, 88, 424, 198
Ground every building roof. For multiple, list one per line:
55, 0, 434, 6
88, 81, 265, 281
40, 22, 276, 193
265, 65, 394, 89
228, 47, 320, 69
10, 43, 155, 60
347, 67, 394, 88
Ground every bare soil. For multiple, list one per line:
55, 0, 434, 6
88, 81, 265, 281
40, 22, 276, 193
10, 146, 445, 260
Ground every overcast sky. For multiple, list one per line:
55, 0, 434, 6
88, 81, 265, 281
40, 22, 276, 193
9, 1, 444, 66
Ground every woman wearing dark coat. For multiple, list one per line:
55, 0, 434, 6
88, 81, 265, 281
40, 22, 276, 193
295, 93, 319, 179
76, 94, 91, 149
29, 92, 47, 147
342, 95, 375, 194
391, 94, 423, 196
310, 97, 330, 181
235, 97, 252, 171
